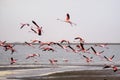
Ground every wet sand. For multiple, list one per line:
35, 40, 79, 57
7, 69, 120, 80
0, 64, 120, 80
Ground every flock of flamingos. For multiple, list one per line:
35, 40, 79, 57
0, 13, 119, 72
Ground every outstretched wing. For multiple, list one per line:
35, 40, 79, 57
32, 20, 40, 28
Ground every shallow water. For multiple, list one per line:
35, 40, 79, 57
0, 44, 120, 65
0, 44, 120, 80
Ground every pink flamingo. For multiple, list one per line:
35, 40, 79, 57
76, 43, 90, 53
41, 46, 55, 52
3, 43, 16, 54
91, 46, 104, 56
39, 41, 56, 47
30, 39, 40, 43
94, 43, 109, 49
57, 13, 76, 26
55, 43, 68, 51
32, 20, 43, 36
59, 40, 70, 45
26, 53, 40, 59
74, 37, 85, 43
103, 64, 118, 72
83, 55, 93, 63
24, 41, 34, 48
49, 59, 58, 65
0, 40, 6, 46
67, 45, 79, 53
104, 55, 115, 62
20, 23, 30, 29
10, 57, 17, 65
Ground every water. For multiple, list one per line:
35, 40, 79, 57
0, 43, 120, 65
0, 43, 120, 80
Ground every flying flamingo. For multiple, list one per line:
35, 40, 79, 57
20, 23, 30, 29
32, 20, 43, 36
59, 40, 70, 45
104, 55, 115, 62
67, 45, 79, 53
24, 41, 34, 48
10, 57, 17, 65
57, 13, 76, 26
76, 43, 90, 53
91, 46, 104, 56
94, 43, 109, 49
26, 53, 40, 59
41, 46, 55, 52
74, 37, 85, 43
30, 39, 40, 43
0, 40, 6, 46
49, 59, 58, 65
3, 43, 16, 54
103, 64, 118, 72
55, 43, 68, 51
83, 55, 93, 63
39, 41, 56, 47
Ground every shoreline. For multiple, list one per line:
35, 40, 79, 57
7, 69, 120, 80
0, 64, 120, 80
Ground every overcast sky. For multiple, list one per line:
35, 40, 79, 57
0, 0, 120, 43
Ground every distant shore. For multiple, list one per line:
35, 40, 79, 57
5, 42, 120, 45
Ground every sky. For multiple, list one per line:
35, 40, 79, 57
0, 0, 120, 43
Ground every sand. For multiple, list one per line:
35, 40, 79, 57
7, 69, 120, 80
0, 71, 14, 76
0, 65, 120, 80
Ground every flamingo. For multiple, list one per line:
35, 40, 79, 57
26, 53, 40, 59
32, 20, 43, 36
0, 40, 6, 46
83, 55, 93, 63
10, 57, 17, 65
74, 37, 85, 43
91, 46, 104, 56
57, 13, 76, 26
30, 39, 40, 43
3, 43, 16, 54
103, 64, 118, 72
49, 59, 58, 65
75, 43, 90, 53
67, 45, 79, 53
39, 41, 56, 47
94, 43, 109, 49
55, 43, 69, 52
104, 55, 115, 62
20, 23, 30, 29
55, 43, 67, 49
112, 66, 118, 72
59, 40, 70, 45
41, 46, 55, 52
24, 41, 34, 48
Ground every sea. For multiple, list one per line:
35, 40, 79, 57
0, 43, 120, 65
0, 43, 120, 80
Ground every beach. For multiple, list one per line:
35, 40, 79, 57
0, 64, 120, 80
10, 70, 120, 80
0, 44, 120, 80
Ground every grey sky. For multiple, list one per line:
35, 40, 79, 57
0, 0, 120, 43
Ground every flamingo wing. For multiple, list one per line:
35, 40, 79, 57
110, 55, 115, 59
32, 20, 40, 28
